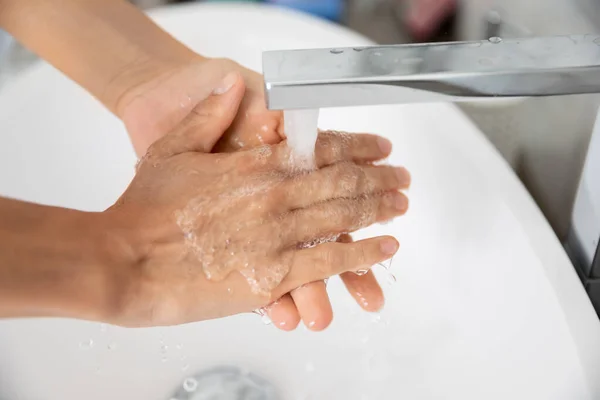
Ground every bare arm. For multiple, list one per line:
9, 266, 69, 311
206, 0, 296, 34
0, 0, 198, 116
0, 197, 124, 321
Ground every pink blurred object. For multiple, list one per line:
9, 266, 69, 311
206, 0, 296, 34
404, 0, 457, 41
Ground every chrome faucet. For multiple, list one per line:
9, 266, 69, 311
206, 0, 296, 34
263, 35, 600, 317
262, 34, 600, 110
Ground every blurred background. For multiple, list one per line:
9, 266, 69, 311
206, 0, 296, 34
1, 0, 600, 242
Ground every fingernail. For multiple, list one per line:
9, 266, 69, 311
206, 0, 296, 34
212, 72, 238, 95
380, 239, 399, 255
395, 167, 411, 187
377, 137, 392, 155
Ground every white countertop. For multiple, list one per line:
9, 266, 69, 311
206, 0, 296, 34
0, 3, 599, 399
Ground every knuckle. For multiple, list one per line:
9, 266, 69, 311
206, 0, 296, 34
336, 163, 362, 195
190, 104, 213, 122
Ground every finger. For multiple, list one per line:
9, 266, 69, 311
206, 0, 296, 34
280, 163, 410, 211
340, 270, 384, 312
290, 281, 333, 331
275, 235, 399, 296
314, 131, 392, 167
283, 191, 408, 245
337, 234, 384, 312
147, 72, 245, 158
264, 294, 301, 331
215, 108, 284, 152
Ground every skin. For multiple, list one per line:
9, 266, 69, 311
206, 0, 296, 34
0, 0, 411, 329
0, 76, 409, 326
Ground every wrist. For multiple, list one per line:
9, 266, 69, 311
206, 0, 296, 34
111, 52, 202, 120
35, 209, 133, 323
0, 201, 132, 322
117, 55, 216, 156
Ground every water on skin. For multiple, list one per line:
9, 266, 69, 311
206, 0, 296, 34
172, 107, 384, 301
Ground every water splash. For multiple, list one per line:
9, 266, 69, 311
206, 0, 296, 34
253, 308, 272, 325
387, 273, 397, 285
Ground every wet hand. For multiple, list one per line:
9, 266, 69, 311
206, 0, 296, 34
119, 57, 284, 157
118, 57, 409, 330
108, 74, 408, 327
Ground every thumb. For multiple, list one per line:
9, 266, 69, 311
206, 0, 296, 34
149, 72, 245, 159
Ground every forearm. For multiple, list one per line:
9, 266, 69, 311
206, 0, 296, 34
0, 197, 124, 321
0, 0, 198, 115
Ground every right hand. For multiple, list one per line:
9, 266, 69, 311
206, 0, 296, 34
105, 73, 409, 327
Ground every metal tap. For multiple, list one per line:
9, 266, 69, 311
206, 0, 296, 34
263, 34, 600, 110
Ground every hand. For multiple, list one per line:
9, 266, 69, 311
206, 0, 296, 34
118, 58, 411, 331
118, 57, 284, 156
107, 74, 408, 327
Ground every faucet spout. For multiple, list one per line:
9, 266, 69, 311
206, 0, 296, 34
262, 35, 600, 110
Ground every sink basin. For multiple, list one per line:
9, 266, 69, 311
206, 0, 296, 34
0, 3, 599, 399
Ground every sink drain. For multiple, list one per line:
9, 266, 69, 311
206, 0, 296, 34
169, 366, 279, 400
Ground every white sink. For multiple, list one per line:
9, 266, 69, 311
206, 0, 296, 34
0, 3, 599, 399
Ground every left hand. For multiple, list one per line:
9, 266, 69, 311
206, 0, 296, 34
117, 57, 399, 331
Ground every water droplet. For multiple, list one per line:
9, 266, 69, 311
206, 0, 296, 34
79, 339, 94, 349
489, 36, 502, 44
161, 344, 169, 353
162, 356, 168, 363
387, 273, 397, 285
181, 364, 190, 372
176, 343, 183, 351
371, 314, 381, 323
373, 52, 382, 57
107, 342, 117, 351
330, 49, 344, 54
353, 47, 364, 52
183, 377, 198, 392
227, 287, 233, 295
305, 362, 315, 373
307, 320, 316, 329
355, 269, 369, 276
379, 256, 393, 270
261, 313, 272, 325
